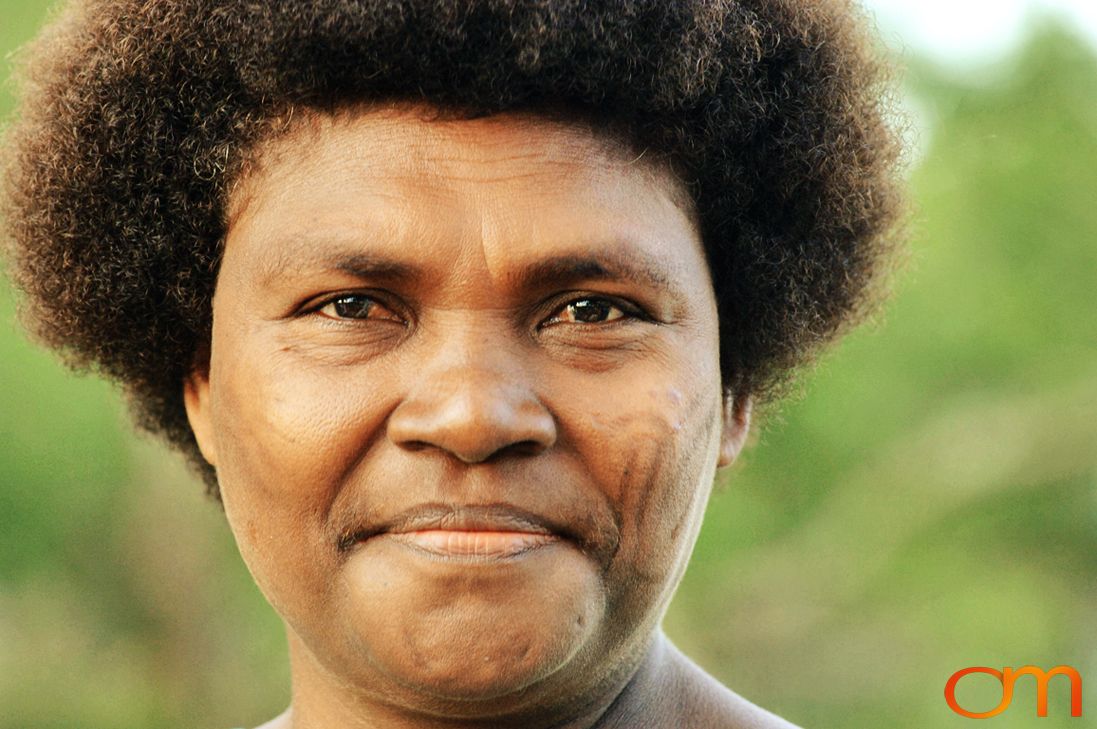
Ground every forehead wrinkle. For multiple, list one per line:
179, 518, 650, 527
389, 148, 623, 203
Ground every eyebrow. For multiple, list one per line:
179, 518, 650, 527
257, 240, 676, 294
334, 253, 420, 282
256, 247, 422, 288
506, 250, 673, 293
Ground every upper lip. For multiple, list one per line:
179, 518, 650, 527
339, 503, 569, 551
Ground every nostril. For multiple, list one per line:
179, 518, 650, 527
386, 373, 557, 463
499, 440, 549, 458
389, 419, 555, 464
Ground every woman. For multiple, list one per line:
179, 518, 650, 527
2, 1, 904, 727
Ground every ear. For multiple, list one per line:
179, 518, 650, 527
717, 392, 752, 468
183, 366, 219, 467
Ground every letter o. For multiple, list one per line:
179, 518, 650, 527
945, 667, 1014, 719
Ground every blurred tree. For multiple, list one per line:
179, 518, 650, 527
673, 19, 1097, 729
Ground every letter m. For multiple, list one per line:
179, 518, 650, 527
1005, 665, 1083, 717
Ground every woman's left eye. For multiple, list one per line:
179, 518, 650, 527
544, 297, 629, 326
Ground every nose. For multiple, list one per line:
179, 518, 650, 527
386, 346, 557, 464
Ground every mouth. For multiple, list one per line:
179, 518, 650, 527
390, 529, 559, 558
340, 503, 569, 560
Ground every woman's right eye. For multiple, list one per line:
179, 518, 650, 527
316, 294, 402, 322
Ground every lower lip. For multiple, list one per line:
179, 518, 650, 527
390, 529, 559, 558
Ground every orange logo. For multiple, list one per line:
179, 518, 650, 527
945, 665, 1082, 718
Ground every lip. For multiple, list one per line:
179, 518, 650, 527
339, 503, 572, 559
390, 529, 559, 558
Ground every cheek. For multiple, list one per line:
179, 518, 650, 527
208, 345, 394, 613
213, 349, 387, 491
577, 381, 721, 590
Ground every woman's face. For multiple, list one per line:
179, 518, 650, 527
184, 107, 749, 718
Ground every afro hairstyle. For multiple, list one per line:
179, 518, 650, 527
2, 0, 906, 496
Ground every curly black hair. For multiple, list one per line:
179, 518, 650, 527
2, 0, 905, 497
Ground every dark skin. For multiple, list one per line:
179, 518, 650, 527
184, 106, 797, 728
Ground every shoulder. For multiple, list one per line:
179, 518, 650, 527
243, 709, 291, 729
660, 641, 803, 729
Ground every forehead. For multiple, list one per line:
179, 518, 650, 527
230, 106, 693, 213
223, 106, 706, 291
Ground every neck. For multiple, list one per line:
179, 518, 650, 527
270, 632, 679, 729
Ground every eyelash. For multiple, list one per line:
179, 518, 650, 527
308, 293, 646, 327
314, 293, 402, 323
539, 296, 638, 327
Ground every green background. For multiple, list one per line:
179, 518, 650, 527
2, 3, 1094, 727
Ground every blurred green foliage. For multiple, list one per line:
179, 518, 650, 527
2, 3, 1095, 727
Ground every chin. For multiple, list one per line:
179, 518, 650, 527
362, 603, 598, 702
338, 542, 607, 702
